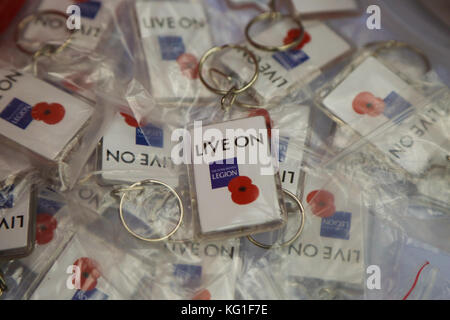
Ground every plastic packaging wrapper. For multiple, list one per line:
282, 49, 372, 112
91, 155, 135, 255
365, 213, 450, 300
310, 44, 450, 214
65, 166, 241, 299
1, 188, 74, 299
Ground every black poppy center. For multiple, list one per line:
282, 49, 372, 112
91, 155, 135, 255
238, 186, 247, 192
39, 225, 47, 231
44, 109, 51, 115
318, 201, 327, 207
82, 272, 90, 279
366, 103, 373, 109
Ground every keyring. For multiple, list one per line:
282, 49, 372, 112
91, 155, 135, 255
198, 44, 259, 96
247, 189, 305, 249
119, 179, 184, 242
14, 10, 74, 56
245, 11, 305, 52
365, 40, 431, 73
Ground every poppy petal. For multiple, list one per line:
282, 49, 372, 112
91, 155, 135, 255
228, 176, 252, 193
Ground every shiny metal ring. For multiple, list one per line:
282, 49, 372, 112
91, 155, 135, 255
209, 67, 262, 109
245, 11, 305, 52
15, 10, 74, 56
247, 189, 305, 249
198, 44, 259, 96
119, 179, 184, 242
365, 40, 431, 73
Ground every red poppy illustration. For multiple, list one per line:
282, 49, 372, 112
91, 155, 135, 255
352, 92, 385, 117
73, 257, 102, 292
228, 176, 259, 205
31, 102, 65, 125
36, 213, 58, 245
306, 190, 336, 218
192, 289, 211, 300
177, 53, 199, 79
283, 29, 311, 51
248, 108, 273, 138
120, 112, 139, 128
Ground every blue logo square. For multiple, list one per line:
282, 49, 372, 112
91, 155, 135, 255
158, 36, 185, 60
0, 184, 14, 209
320, 211, 352, 240
72, 288, 109, 300
209, 157, 239, 189
136, 124, 164, 148
37, 197, 64, 215
173, 264, 202, 287
0, 98, 33, 129
278, 136, 290, 163
78, 1, 102, 19
272, 50, 309, 70
383, 91, 413, 124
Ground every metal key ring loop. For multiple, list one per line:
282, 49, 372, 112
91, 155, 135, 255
14, 10, 74, 56
209, 67, 263, 109
365, 40, 432, 73
245, 11, 305, 52
198, 44, 259, 96
119, 179, 184, 243
247, 189, 305, 249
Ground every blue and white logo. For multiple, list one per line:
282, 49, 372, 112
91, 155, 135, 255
0, 98, 33, 130
158, 36, 186, 61
209, 157, 239, 189
320, 211, 352, 240
272, 50, 309, 70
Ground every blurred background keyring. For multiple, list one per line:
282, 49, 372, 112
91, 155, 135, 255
245, 11, 305, 52
119, 179, 184, 243
199, 44, 259, 96
247, 189, 305, 249
14, 9, 74, 56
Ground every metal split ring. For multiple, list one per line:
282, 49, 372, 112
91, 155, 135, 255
245, 11, 305, 52
119, 179, 184, 243
247, 189, 305, 249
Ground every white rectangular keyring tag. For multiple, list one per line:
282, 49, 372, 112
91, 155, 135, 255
292, 0, 361, 19
317, 53, 449, 176
98, 112, 178, 186
219, 20, 351, 105
23, 0, 116, 52
135, 0, 213, 103
0, 67, 94, 162
287, 171, 365, 286
187, 115, 287, 241
0, 184, 37, 261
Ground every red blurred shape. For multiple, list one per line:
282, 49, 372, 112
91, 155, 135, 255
0, 0, 27, 34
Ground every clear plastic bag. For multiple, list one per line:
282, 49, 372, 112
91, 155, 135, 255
1, 187, 74, 299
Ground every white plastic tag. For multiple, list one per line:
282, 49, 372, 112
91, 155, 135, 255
322, 56, 448, 175
220, 21, 350, 104
100, 113, 178, 186
23, 0, 115, 52
0, 185, 34, 260
189, 116, 284, 237
292, 0, 359, 16
287, 174, 364, 285
29, 229, 153, 300
135, 0, 213, 101
0, 68, 94, 161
